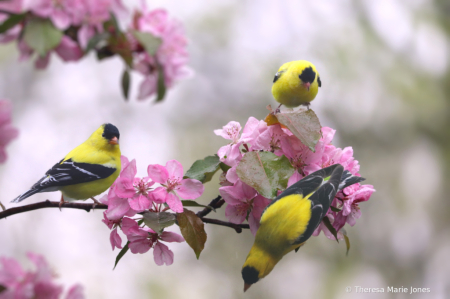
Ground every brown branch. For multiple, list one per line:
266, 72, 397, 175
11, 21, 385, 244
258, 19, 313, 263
0, 197, 250, 233
0, 200, 106, 219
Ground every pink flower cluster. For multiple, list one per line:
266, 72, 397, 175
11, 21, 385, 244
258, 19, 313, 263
0, 0, 125, 68
0, 253, 84, 299
0, 100, 18, 163
130, 7, 191, 100
0, 2, 191, 101
215, 117, 375, 238
102, 156, 204, 265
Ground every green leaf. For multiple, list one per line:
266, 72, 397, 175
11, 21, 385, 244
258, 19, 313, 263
184, 155, 221, 183
121, 69, 130, 100
330, 206, 342, 212
132, 31, 162, 56
23, 18, 63, 56
177, 209, 207, 259
143, 211, 176, 234
341, 228, 350, 256
155, 65, 166, 102
181, 200, 215, 211
275, 109, 322, 152
219, 162, 231, 172
322, 216, 339, 243
0, 13, 25, 34
236, 151, 294, 199
113, 241, 129, 270
85, 32, 110, 54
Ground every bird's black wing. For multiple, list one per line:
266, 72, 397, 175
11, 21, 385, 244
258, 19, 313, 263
292, 164, 344, 245
39, 158, 116, 188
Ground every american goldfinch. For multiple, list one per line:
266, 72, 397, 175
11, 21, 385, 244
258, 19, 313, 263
12, 123, 121, 205
241, 164, 364, 291
271, 60, 321, 110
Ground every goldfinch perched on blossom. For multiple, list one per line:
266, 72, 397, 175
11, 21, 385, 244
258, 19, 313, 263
12, 123, 121, 205
271, 60, 321, 110
241, 164, 364, 291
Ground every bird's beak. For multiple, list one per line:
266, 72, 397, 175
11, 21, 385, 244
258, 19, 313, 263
244, 283, 252, 292
302, 82, 311, 91
109, 136, 119, 145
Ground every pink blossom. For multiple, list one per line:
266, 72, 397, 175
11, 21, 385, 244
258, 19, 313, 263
131, 7, 191, 100
0, 100, 18, 163
0, 253, 84, 299
23, 0, 73, 30
123, 218, 184, 265
219, 180, 270, 235
147, 160, 204, 213
109, 228, 122, 250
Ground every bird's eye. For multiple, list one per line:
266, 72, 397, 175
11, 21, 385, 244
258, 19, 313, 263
318, 76, 322, 87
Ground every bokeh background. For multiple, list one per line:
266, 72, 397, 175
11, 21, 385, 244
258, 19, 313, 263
0, 0, 449, 298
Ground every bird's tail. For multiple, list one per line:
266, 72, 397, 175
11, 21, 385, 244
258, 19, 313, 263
339, 170, 365, 191
11, 188, 41, 203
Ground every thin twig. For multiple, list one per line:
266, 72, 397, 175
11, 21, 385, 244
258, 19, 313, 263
196, 195, 224, 218
201, 217, 249, 233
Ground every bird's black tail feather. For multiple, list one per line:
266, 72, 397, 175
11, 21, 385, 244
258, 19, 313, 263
11, 188, 41, 203
339, 170, 365, 191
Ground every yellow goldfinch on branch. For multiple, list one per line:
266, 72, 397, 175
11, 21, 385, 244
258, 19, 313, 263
272, 60, 321, 110
241, 164, 364, 291
12, 123, 121, 205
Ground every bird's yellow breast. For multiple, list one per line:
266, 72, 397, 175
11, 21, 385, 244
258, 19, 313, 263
255, 194, 312, 258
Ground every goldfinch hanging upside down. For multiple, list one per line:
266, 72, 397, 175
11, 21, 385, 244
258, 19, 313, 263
12, 123, 121, 206
271, 60, 321, 111
241, 164, 364, 291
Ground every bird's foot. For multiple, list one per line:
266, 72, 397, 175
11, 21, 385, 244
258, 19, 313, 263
275, 104, 282, 114
59, 195, 67, 211
90, 197, 101, 209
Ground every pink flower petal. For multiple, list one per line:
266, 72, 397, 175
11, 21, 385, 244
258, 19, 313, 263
121, 158, 137, 181
114, 177, 135, 199
77, 25, 95, 49
225, 204, 247, 224
110, 228, 122, 250
153, 242, 174, 266
35, 53, 50, 69
137, 75, 157, 100
166, 192, 183, 213
165, 160, 183, 179
128, 238, 152, 254
160, 231, 184, 243
151, 187, 169, 204
50, 10, 71, 30
176, 179, 204, 199
121, 217, 139, 235
128, 194, 151, 212
147, 164, 169, 184
65, 284, 85, 299
287, 171, 302, 187
105, 195, 131, 221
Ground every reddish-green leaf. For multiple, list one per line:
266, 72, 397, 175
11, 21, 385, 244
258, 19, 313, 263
108, 32, 133, 67
330, 206, 342, 212
177, 209, 207, 259
236, 151, 294, 199
275, 109, 322, 152
113, 241, 129, 270
181, 200, 214, 211
0, 201, 5, 211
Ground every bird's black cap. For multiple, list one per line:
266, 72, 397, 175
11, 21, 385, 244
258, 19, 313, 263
299, 66, 316, 84
102, 123, 120, 140
242, 266, 260, 285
